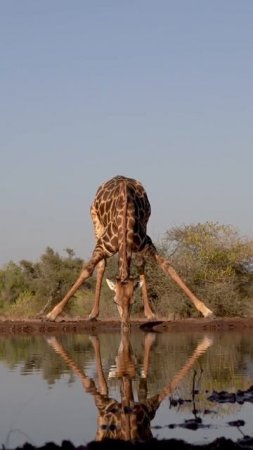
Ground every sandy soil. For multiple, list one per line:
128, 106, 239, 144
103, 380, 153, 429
1, 316, 253, 335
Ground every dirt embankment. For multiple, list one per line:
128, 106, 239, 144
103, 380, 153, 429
1, 317, 253, 335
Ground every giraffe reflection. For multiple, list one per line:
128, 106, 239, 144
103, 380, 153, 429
47, 332, 213, 441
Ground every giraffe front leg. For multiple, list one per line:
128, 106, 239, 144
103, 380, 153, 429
46, 249, 104, 321
89, 259, 106, 320
139, 273, 156, 319
89, 335, 108, 396
46, 267, 92, 321
136, 254, 155, 319
155, 253, 214, 318
141, 332, 156, 378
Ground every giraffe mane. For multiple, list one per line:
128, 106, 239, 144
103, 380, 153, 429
118, 179, 128, 281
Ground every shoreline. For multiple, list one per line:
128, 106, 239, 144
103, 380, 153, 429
10, 436, 253, 450
1, 316, 253, 335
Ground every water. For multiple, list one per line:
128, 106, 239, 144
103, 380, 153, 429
1, 330, 253, 448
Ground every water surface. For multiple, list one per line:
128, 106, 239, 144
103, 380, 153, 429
1, 330, 253, 448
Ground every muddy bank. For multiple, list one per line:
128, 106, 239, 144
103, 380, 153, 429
1, 317, 253, 335
13, 436, 253, 450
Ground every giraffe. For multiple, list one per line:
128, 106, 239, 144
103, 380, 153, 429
46, 175, 213, 325
47, 331, 213, 442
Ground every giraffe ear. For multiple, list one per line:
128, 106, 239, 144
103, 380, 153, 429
106, 278, 116, 291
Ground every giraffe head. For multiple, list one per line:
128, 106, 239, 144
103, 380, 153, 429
106, 278, 143, 327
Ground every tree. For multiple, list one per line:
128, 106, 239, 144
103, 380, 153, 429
0, 262, 28, 306
31, 247, 84, 313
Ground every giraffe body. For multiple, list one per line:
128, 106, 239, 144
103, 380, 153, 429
90, 176, 152, 271
46, 176, 213, 325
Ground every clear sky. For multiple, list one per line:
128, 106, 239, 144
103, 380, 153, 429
1, 1, 252, 266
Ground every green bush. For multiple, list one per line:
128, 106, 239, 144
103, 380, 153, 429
7, 291, 37, 318
0, 262, 29, 306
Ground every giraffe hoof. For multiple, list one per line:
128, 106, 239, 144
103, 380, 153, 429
203, 311, 215, 319
89, 335, 99, 345
140, 370, 147, 379
46, 312, 57, 321
145, 312, 156, 320
88, 313, 98, 321
46, 309, 65, 321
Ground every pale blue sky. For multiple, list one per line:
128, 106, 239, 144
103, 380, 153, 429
1, 1, 252, 265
